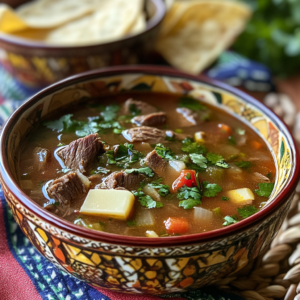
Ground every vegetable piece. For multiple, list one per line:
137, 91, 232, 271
206, 153, 229, 169
177, 186, 202, 201
178, 96, 206, 111
206, 166, 225, 180
228, 136, 236, 145
212, 207, 222, 217
181, 137, 207, 154
100, 104, 120, 122
148, 180, 170, 197
203, 181, 222, 197
132, 190, 163, 209
80, 189, 135, 220
155, 143, 174, 160
164, 217, 189, 234
194, 207, 213, 221
169, 160, 186, 173
223, 215, 238, 226
222, 196, 229, 201
125, 167, 154, 177
135, 210, 154, 226
238, 205, 259, 219
189, 153, 207, 169
76, 170, 91, 189
172, 170, 197, 192
254, 183, 274, 197
194, 131, 206, 143
218, 124, 232, 136
146, 230, 159, 238
91, 167, 110, 175
179, 198, 201, 209
236, 128, 245, 135
127, 220, 136, 227
235, 161, 251, 169
251, 141, 263, 150
143, 184, 161, 201
74, 218, 103, 231
227, 188, 255, 205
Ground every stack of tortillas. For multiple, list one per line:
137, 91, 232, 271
0, 0, 146, 45
156, 0, 252, 74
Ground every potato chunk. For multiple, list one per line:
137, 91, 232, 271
80, 189, 135, 220
227, 188, 255, 205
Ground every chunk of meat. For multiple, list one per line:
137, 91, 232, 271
122, 126, 166, 143
132, 112, 167, 127
176, 107, 197, 127
34, 147, 50, 170
124, 98, 157, 115
57, 133, 104, 174
252, 172, 270, 183
145, 150, 167, 177
96, 171, 144, 190
47, 172, 86, 205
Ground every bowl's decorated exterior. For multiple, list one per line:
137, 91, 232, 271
0, 66, 299, 295
0, 0, 165, 90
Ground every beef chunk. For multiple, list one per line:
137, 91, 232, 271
58, 133, 104, 174
176, 107, 197, 127
34, 147, 50, 170
132, 112, 167, 127
145, 150, 167, 177
122, 126, 166, 143
124, 98, 157, 115
47, 172, 86, 205
97, 171, 144, 190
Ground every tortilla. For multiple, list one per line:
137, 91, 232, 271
156, 0, 251, 74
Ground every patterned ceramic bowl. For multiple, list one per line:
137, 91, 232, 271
0, 0, 165, 90
0, 66, 299, 295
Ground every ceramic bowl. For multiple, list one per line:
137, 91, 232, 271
0, 66, 299, 295
0, 0, 165, 90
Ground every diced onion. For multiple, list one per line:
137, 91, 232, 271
76, 170, 91, 189
194, 207, 213, 221
135, 210, 154, 226
143, 184, 161, 201
169, 160, 186, 173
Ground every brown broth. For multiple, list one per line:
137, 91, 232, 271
18, 92, 276, 237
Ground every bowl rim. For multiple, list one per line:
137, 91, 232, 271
1, 65, 299, 247
0, 0, 166, 51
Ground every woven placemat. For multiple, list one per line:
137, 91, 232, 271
215, 93, 300, 300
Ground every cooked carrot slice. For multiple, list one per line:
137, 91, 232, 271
164, 217, 189, 234
218, 123, 232, 136
251, 140, 263, 149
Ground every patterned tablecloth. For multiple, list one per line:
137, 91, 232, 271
0, 51, 273, 300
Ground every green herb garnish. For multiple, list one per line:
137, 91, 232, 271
254, 182, 274, 197
179, 96, 206, 111
235, 161, 251, 169
125, 167, 154, 177
132, 190, 163, 209
236, 128, 246, 135
203, 181, 222, 197
100, 104, 120, 122
237, 205, 259, 219
155, 143, 174, 160
223, 215, 238, 226
90, 167, 110, 175
222, 196, 229, 201
228, 136, 236, 145
129, 103, 141, 116
179, 198, 201, 209
127, 220, 137, 227
189, 153, 207, 169
206, 153, 229, 168
181, 138, 207, 154
177, 186, 202, 201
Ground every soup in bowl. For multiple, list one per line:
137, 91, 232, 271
0, 66, 299, 294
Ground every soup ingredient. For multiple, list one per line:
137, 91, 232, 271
135, 210, 154, 226
34, 147, 51, 170
203, 182, 223, 197
237, 205, 259, 219
125, 167, 154, 178
145, 150, 168, 177
57, 133, 104, 174
176, 107, 198, 127
146, 230, 159, 238
172, 170, 197, 191
227, 188, 255, 205
122, 127, 167, 143
223, 215, 238, 226
254, 183, 275, 197
194, 131, 205, 143
47, 172, 87, 205
164, 217, 189, 235
169, 160, 186, 173
80, 189, 135, 220
124, 98, 156, 115
155, 0, 251, 74
194, 207, 213, 221
143, 184, 161, 202
132, 190, 163, 209
131, 112, 167, 127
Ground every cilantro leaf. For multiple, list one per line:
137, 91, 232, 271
189, 153, 207, 168
155, 143, 174, 160
100, 104, 120, 122
177, 186, 202, 201
129, 103, 141, 116
43, 114, 81, 133
132, 190, 163, 209
182, 138, 207, 154
125, 167, 154, 177
235, 161, 251, 169
127, 220, 136, 227
75, 122, 101, 137
222, 196, 229, 201
206, 153, 229, 169
185, 162, 206, 172
90, 167, 110, 175
254, 183, 274, 197
106, 150, 116, 164
148, 181, 170, 197
237, 205, 259, 219
203, 181, 222, 197
179, 198, 201, 209
223, 215, 238, 226
179, 96, 206, 111
228, 136, 236, 145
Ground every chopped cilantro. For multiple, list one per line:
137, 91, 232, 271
90, 167, 110, 175
206, 153, 229, 169
178, 96, 206, 111
165, 135, 175, 142
57, 143, 65, 147
236, 128, 246, 135
254, 183, 274, 197
129, 103, 141, 116
237, 205, 259, 219
148, 180, 170, 197
235, 161, 251, 169
43, 114, 83, 133
222, 196, 229, 201
127, 220, 136, 227
75, 122, 101, 137
100, 104, 120, 122
132, 190, 163, 209
175, 129, 183, 133
185, 162, 206, 172
182, 138, 207, 154
106, 150, 116, 164
223, 215, 238, 226
179, 198, 201, 209
185, 172, 191, 180
228, 136, 236, 145
113, 128, 123, 134
203, 181, 222, 197
175, 154, 190, 163
155, 143, 174, 160
125, 167, 154, 177
57, 167, 71, 174
189, 153, 207, 169
177, 186, 202, 201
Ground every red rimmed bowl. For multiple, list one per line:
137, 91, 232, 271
0, 0, 165, 89
0, 65, 299, 294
